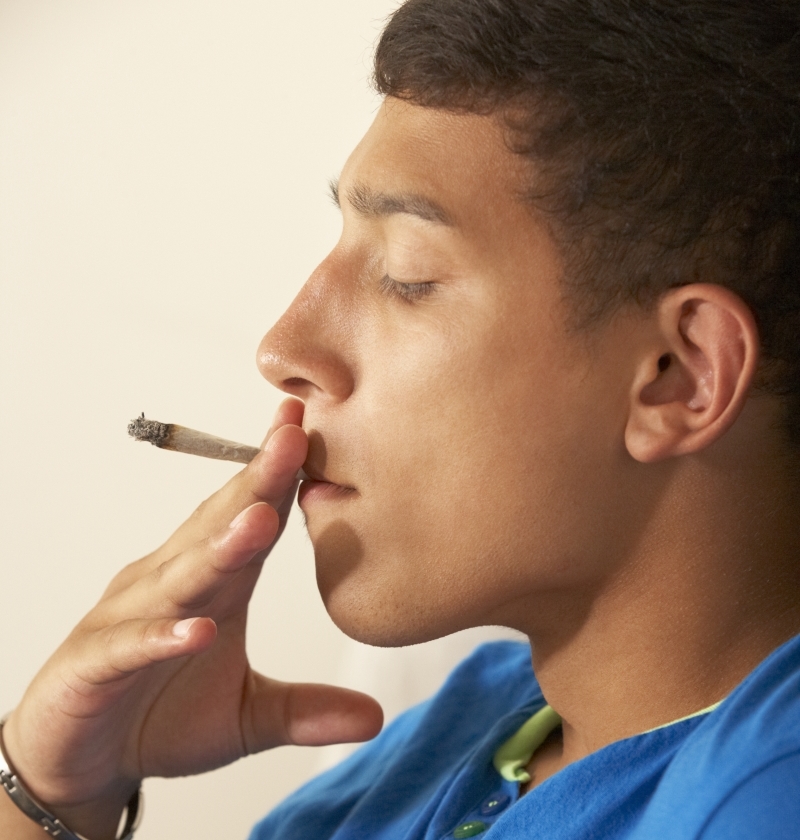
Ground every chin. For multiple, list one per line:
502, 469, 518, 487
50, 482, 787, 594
310, 520, 483, 647
326, 599, 441, 648
317, 566, 469, 648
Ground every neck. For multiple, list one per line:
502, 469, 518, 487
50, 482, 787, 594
518, 421, 800, 766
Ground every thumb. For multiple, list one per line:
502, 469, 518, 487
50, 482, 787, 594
243, 673, 383, 753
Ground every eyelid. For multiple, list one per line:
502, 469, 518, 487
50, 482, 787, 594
379, 274, 437, 302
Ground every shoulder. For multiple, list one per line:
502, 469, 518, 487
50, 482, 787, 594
635, 632, 800, 838
697, 751, 800, 840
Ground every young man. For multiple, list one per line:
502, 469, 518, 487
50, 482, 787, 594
2, 1, 799, 838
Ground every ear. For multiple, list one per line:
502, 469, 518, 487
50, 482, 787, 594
625, 284, 760, 463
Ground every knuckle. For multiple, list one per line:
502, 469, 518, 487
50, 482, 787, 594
97, 621, 155, 677
100, 558, 146, 597
189, 495, 214, 523
102, 620, 129, 656
136, 620, 159, 650
149, 556, 170, 586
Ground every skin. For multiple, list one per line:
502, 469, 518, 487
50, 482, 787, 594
3, 98, 800, 838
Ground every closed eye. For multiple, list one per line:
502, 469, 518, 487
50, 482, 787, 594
379, 275, 437, 302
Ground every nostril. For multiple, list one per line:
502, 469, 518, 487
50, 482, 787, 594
284, 377, 309, 388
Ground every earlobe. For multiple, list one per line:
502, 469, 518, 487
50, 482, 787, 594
625, 285, 760, 463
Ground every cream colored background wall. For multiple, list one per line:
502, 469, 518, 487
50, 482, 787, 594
0, 3, 520, 838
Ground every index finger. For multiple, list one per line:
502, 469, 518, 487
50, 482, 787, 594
157, 421, 308, 559
105, 421, 307, 598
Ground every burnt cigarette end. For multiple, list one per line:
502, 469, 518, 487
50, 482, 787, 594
128, 413, 170, 446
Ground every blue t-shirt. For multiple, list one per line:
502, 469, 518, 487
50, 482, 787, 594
250, 634, 800, 839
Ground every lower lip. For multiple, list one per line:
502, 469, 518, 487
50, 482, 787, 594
297, 480, 356, 506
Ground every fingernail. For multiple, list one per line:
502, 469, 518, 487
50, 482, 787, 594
173, 618, 197, 638
229, 508, 249, 530
229, 503, 259, 530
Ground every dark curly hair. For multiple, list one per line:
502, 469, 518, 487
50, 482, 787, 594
374, 0, 800, 446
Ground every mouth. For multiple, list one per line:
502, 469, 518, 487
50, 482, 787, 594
297, 467, 357, 506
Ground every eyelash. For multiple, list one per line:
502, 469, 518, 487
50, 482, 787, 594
379, 275, 437, 302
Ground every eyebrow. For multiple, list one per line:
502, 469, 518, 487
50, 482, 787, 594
329, 178, 453, 225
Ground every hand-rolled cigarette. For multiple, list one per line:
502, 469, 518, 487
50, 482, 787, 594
128, 414, 309, 479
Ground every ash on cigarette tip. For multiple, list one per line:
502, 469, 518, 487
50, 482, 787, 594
128, 413, 169, 445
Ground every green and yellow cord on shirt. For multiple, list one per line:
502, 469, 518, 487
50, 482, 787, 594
493, 701, 724, 784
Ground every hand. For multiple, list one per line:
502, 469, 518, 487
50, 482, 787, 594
0, 398, 382, 840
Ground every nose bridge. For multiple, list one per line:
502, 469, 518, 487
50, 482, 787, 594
258, 253, 356, 401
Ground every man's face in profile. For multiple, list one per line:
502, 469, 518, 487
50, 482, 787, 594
259, 99, 645, 646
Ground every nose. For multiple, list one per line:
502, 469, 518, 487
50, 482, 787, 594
257, 255, 356, 403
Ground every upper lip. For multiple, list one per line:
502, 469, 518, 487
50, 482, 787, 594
301, 427, 356, 489
301, 465, 328, 482
301, 464, 355, 490
301, 465, 338, 484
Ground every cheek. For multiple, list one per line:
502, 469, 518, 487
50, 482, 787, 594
351, 302, 578, 495
312, 331, 542, 624
309, 298, 625, 642
358, 318, 495, 483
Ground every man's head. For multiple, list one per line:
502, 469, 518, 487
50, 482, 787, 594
257, 1, 799, 647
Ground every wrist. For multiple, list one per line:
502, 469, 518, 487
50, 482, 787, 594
51, 788, 143, 840
0, 714, 142, 840
0, 787, 47, 840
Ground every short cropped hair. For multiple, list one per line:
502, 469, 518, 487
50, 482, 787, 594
374, 0, 800, 446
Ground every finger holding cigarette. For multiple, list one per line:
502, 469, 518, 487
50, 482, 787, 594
128, 414, 310, 479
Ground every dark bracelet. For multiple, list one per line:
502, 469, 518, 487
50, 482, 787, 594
0, 715, 143, 840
